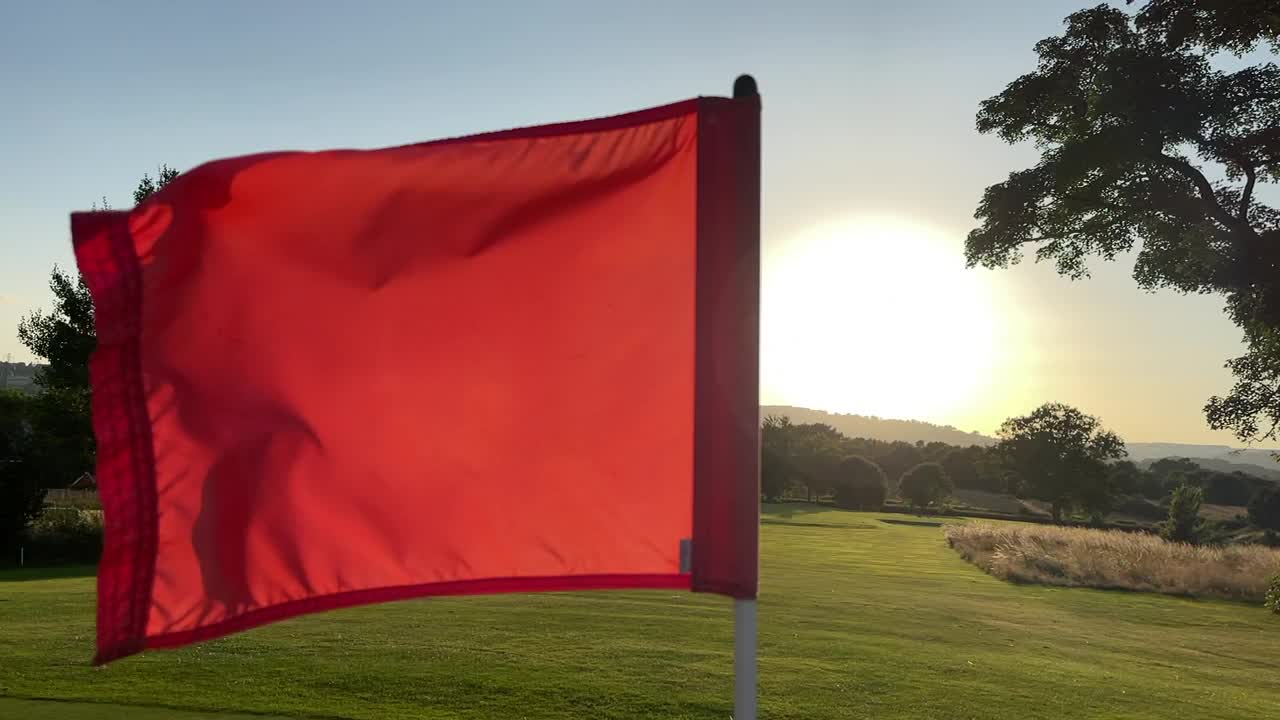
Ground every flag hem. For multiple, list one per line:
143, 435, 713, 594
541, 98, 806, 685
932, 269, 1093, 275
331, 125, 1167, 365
72, 210, 160, 666
142, 574, 691, 654
691, 95, 761, 600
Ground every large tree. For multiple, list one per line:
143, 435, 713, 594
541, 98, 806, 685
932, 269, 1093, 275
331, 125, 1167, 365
832, 455, 888, 511
994, 403, 1127, 522
18, 165, 178, 393
966, 2, 1280, 443
898, 461, 954, 513
14, 166, 177, 489
761, 415, 794, 501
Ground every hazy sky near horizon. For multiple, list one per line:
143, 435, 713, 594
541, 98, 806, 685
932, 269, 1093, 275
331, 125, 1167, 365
0, 1, 1256, 446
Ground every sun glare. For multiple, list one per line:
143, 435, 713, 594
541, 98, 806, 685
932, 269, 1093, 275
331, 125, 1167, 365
762, 216, 1007, 429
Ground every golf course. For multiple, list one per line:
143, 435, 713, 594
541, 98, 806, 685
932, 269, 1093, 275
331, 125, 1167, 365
2, 505, 1275, 719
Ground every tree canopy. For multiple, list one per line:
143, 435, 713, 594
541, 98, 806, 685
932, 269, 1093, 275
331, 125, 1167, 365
10, 166, 177, 497
966, 2, 1280, 442
832, 455, 888, 511
898, 461, 953, 513
994, 403, 1127, 522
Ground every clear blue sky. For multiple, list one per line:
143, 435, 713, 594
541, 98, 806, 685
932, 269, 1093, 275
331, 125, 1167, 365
0, 1, 1252, 444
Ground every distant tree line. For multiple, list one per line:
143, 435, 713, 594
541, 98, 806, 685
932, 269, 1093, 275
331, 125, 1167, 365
764, 401, 1280, 540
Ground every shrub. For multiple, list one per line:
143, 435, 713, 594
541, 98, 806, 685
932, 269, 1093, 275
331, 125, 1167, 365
0, 459, 46, 562
1267, 576, 1280, 615
832, 455, 887, 511
22, 507, 102, 566
1160, 483, 1204, 544
898, 462, 953, 513
1249, 486, 1280, 531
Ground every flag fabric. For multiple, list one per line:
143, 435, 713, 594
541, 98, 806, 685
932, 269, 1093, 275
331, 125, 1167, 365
75, 94, 760, 665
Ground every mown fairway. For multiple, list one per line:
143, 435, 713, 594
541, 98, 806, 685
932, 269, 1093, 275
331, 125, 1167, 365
2, 506, 1276, 719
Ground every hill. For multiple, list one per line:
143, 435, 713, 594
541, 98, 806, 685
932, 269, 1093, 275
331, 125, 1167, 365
1124, 442, 1279, 468
1136, 455, 1280, 484
761, 405, 995, 447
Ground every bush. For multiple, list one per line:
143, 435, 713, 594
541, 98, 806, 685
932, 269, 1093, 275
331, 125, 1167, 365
1161, 483, 1204, 544
0, 459, 46, 562
1249, 486, 1280, 531
832, 455, 887, 511
22, 507, 102, 566
898, 462, 953, 513
1267, 576, 1280, 615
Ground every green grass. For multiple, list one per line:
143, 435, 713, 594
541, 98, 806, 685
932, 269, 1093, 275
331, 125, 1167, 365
2, 505, 1277, 719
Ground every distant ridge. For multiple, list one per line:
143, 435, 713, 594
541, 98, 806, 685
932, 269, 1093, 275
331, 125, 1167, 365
761, 406, 995, 447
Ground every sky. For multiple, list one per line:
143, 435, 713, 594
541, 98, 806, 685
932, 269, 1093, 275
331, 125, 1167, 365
0, 1, 1257, 446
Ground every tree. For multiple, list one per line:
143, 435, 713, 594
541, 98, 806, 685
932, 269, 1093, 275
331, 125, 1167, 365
1250, 486, 1280, 531
1149, 457, 1201, 481
832, 455, 888, 511
940, 448, 980, 490
974, 447, 1018, 494
17, 268, 95, 392
761, 415, 793, 501
1137, 469, 1167, 500
1161, 482, 1205, 544
790, 423, 846, 502
994, 403, 1127, 522
13, 167, 177, 492
133, 165, 179, 206
1204, 471, 1263, 506
965, 2, 1280, 444
18, 166, 177, 392
875, 442, 924, 492
1107, 460, 1143, 496
898, 462, 953, 513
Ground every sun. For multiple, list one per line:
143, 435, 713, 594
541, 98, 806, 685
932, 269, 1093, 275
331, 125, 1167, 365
761, 216, 1004, 426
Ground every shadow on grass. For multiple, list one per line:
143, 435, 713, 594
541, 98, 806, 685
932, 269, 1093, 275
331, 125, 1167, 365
0, 565, 96, 583
761, 519, 877, 530
761, 501, 833, 519
880, 518, 945, 528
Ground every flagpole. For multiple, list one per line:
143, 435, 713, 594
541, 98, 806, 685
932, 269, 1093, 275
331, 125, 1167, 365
731, 72, 760, 720
734, 598, 758, 719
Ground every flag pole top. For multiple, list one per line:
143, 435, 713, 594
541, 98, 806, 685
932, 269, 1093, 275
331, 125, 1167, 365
733, 75, 758, 98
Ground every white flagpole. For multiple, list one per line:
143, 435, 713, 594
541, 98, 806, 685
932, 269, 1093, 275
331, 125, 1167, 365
734, 598, 758, 720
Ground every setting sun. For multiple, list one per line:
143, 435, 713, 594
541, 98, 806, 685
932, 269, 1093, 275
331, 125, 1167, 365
762, 217, 1010, 429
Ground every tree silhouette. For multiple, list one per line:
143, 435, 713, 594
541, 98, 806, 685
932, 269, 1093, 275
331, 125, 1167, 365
1162, 482, 1205, 544
994, 403, 1127, 522
966, 3, 1280, 443
1250, 486, 1280, 531
833, 455, 888, 511
14, 167, 177, 489
898, 462, 953, 513
19, 165, 178, 391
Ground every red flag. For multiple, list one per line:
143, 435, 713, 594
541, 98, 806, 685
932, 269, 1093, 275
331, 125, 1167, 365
75, 94, 760, 664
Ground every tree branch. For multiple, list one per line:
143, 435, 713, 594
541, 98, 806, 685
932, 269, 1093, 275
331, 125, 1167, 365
1240, 164, 1257, 222
1154, 153, 1254, 235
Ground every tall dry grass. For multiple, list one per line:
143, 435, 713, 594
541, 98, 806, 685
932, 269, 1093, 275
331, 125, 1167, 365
945, 522, 1280, 602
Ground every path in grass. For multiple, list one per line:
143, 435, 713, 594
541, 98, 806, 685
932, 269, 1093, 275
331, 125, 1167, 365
2, 505, 1277, 719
